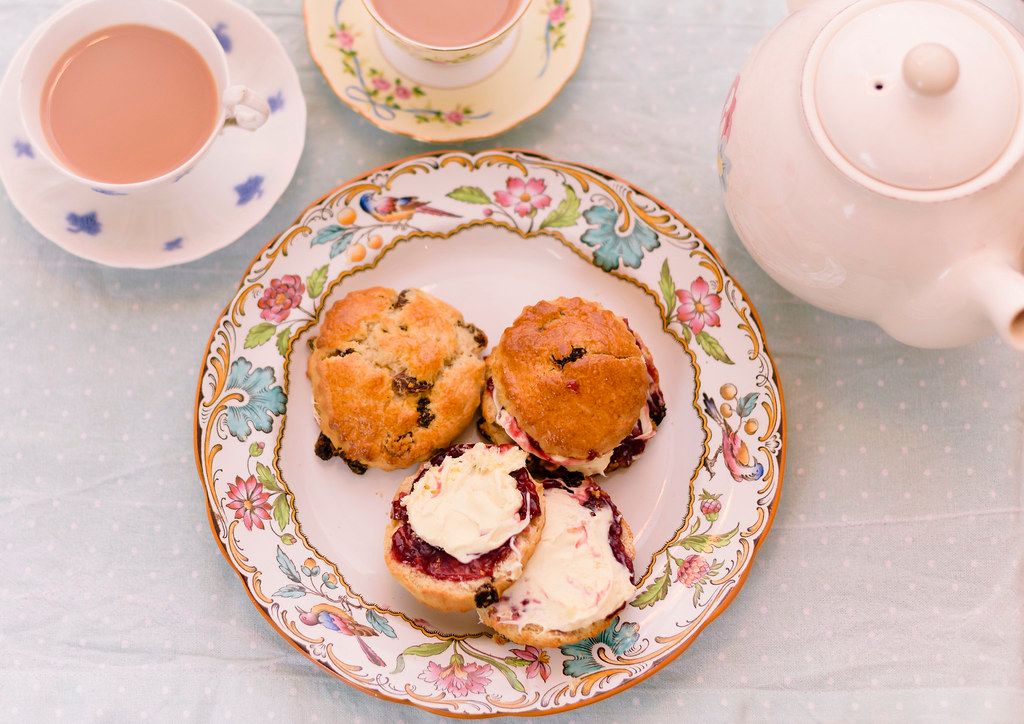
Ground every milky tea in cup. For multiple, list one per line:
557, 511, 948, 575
40, 23, 219, 185
367, 0, 523, 49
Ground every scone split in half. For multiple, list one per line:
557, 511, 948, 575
307, 287, 487, 473
478, 479, 636, 647
480, 297, 666, 476
385, 443, 546, 612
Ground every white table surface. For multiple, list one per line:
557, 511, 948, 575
1, 1, 1022, 721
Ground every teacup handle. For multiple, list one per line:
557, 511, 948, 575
223, 85, 270, 131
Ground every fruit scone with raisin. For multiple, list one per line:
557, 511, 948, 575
480, 297, 666, 475
385, 443, 546, 612
307, 287, 487, 473
478, 478, 636, 647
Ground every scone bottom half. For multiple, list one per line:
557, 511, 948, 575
306, 287, 488, 473
478, 478, 637, 647
384, 443, 546, 613
480, 297, 667, 477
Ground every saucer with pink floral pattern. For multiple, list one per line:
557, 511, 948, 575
304, 0, 590, 142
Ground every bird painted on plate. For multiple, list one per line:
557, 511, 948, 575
297, 604, 377, 637
296, 604, 385, 665
702, 392, 765, 482
358, 192, 459, 224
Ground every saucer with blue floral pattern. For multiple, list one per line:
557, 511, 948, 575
0, 0, 305, 269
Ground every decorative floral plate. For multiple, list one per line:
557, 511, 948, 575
194, 150, 785, 716
303, 0, 590, 142
0, 0, 306, 269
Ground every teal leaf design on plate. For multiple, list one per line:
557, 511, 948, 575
244, 322, 276, 349
560, 617, 640, 677
735, 392, 758, 418
580, 205, 659, 271
223, 358, 286, 441
538, 185, 581, 229
446, 186, 490, 204
276, 545, 300, 583
272, 584, 306, 598
366, 609, 396, 638
311, 224, 350, 246
392, 641, 451, 674
330, 234, 355, 258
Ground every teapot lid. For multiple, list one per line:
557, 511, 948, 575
805, 0, 1024, 192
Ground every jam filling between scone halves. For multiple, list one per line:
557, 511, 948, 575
389, 445, 541, 582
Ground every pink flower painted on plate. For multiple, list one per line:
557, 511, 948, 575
549, 4, 566, 22
444, 110, 465, 124
372, 76, 391, 91
258, 274, 305, 323
677, 554, 710, 587
419, 654, 492, 698
336, 29, 354, 50
510, 645, 550, 681
494, 177, 552, 217
676, 277, 722, 334
394, 84, 412, 100
699, 490, 722, 522
225, 475, 272, 531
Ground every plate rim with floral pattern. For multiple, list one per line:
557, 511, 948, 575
302, 0, 591, 143
193, 149, 786, 717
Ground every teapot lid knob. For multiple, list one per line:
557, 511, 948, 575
805, 0, 1023, 193
902, 43, 960, 96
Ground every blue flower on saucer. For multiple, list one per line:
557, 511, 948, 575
13, 139, 32, 158
164, 237, 183, 252
559, 617, 639, 677
66, 212, 101, 235
268, 91, 284, 113
212, 22, 231, 53
235, 175, 265, 206
223, 357, 287, 441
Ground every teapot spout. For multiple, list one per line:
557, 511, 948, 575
965, 258, 1024, 351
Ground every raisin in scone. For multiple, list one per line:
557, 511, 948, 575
307, 287, 487, 472
384, 444, 546, 612
479, 297, 666, 475
478, 479, 636, 647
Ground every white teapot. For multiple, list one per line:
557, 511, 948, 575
721, 0, 1024, 350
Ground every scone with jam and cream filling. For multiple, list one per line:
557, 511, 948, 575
478, 478, 636, 647
307, 287, 487, 473
384, 443, 546, 612
479, 297, 666, 475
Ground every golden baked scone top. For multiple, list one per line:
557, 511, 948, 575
489, 297, 649, 460
308, 287, 486, 471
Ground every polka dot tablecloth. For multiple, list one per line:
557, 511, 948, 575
1, 1, 1022, 721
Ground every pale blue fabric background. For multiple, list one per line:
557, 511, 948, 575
1, 1, 1022, 721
